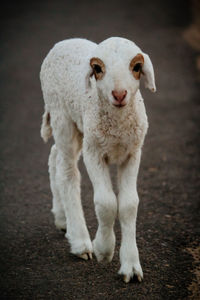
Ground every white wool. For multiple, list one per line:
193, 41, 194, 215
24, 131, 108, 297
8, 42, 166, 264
40, 37, 156, 282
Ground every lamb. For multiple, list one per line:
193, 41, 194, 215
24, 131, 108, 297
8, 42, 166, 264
40, 37, 156, 283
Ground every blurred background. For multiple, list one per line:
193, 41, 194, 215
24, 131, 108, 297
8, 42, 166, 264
0, 0, 199, 299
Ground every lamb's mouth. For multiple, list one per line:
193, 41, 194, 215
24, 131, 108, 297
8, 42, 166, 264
112, 102, 127, 108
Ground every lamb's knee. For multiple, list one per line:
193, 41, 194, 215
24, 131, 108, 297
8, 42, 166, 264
56, 152, 81, 182
94, 191, 117, 225
119, 198, 139, 224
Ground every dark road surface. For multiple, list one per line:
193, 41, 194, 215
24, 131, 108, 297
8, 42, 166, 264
0, 1, 199, 299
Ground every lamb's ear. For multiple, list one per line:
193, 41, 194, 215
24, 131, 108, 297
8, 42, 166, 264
142, 53, 156, 92
85, 59, 93, 91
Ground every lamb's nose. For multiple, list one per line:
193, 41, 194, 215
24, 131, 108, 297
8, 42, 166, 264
112, 90, 127, 103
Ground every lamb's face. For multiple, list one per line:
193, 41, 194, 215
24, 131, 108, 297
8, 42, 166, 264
90, 53, 144, 108
87, 37, 156, 108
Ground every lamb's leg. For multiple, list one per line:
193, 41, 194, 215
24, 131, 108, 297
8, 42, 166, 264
83, 148, 117, 263
118, 151, 143, 283
56, 151, 92, 259
51, 119, 92, 259
49, 144, 66, 231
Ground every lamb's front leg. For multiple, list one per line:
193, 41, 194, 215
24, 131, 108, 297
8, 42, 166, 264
118, 151, 143, 283
83, 149, 117, 263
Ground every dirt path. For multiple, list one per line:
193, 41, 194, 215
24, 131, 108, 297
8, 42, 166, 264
0, 1, 199, 299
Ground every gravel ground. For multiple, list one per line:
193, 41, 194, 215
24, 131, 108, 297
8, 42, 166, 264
0, 0, 199, 299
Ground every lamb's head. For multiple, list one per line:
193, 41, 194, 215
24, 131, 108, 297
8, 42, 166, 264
86, 37, 156, 108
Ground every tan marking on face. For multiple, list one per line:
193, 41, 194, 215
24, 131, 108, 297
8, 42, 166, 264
130, 53, 144, 80
90, 57, 105, 80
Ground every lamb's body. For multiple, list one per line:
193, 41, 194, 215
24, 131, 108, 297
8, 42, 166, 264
40, 37, 156, 283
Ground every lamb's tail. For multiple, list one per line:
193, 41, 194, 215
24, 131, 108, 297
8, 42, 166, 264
40, 110, 52, 143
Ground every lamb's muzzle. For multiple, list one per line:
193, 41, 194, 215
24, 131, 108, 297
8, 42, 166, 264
112, 89, 127, 107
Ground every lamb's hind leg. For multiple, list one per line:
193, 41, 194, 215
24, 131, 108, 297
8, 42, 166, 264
52, 117, 92, 260
49, 144, 66, 231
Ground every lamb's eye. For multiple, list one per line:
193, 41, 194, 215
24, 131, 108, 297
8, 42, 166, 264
90, 58, 105, 80
133, 63, 142, 72
93, 64, 102, 74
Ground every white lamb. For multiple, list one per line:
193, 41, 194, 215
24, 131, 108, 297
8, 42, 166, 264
40, 37, 156, 283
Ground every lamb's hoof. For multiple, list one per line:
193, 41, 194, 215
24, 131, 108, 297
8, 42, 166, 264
119, 263, 143, 283
54, 219, 66, 232
92, 239, 114, 263
123, 274, 143, 283
52, 209, 66, 232
94, 251, 113, 263
77, 252, 93, 260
